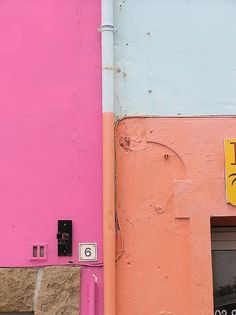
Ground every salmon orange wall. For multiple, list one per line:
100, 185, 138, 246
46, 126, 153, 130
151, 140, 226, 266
116, 117, 236, 315
0, 1, 102, 314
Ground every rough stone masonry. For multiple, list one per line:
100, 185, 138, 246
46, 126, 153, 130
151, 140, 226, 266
0, 266, 80, 315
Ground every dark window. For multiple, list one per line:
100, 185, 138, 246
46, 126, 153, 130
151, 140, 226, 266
212, 227, 236, 315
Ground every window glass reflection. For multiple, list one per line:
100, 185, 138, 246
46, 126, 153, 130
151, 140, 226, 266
212, 250, 236, 314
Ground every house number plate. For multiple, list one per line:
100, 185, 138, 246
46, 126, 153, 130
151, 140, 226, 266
215, 311, 236, 315
79, 243, 97, 261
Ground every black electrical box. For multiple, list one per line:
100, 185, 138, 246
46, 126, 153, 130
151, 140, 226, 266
57, 220, 72, 256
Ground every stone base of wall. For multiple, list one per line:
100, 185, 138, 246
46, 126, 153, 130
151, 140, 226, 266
0, 266, 80, 315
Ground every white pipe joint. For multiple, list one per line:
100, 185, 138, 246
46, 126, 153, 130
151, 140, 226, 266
98, 24, 117, 33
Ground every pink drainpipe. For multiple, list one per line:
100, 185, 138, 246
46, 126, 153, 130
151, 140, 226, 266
88, 274, 98, 315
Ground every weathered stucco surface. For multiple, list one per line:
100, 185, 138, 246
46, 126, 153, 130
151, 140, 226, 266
116, 117, 236, 315
0, 266, 80, 315
114, 0, 236, 116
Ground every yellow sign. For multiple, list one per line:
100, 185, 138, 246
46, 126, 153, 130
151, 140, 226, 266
225, 139, 236, 205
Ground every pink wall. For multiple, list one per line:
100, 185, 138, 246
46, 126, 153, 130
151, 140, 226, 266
0, 0, 102, 313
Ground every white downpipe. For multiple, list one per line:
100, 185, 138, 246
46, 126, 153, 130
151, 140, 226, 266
99, 0, 116, 315
99, 0, 116, 113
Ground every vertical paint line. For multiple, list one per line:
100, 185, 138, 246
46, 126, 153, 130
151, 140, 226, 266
103, 113, 115, 315
100, 0, 116, 314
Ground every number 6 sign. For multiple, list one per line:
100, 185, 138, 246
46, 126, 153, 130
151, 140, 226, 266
79, 243, 97, 261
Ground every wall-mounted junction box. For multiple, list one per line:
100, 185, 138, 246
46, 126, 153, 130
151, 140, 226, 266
57, 220, 72, 256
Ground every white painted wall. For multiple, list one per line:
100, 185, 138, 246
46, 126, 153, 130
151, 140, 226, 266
114, 0, 236, 116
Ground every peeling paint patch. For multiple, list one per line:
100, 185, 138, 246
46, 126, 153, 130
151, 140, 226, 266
119, 136, 131, 152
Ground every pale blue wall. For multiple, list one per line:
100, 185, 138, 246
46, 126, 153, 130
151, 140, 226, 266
114, 0, 236, 116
